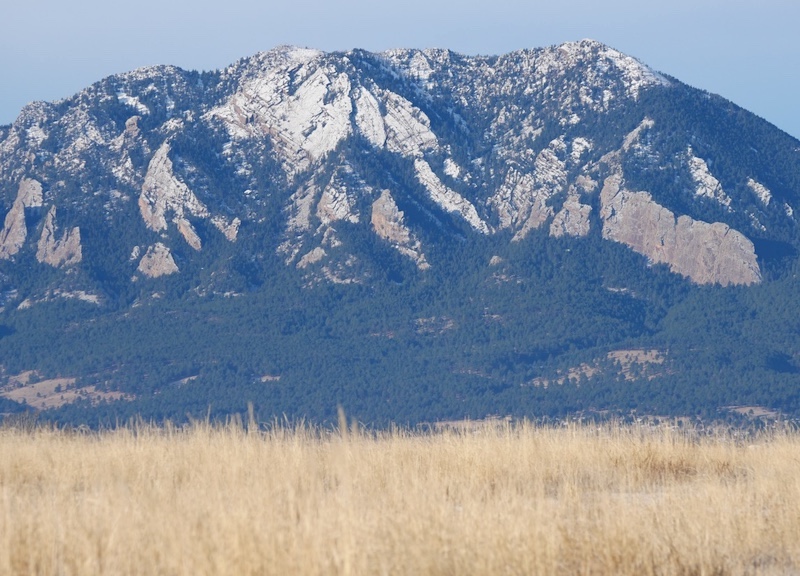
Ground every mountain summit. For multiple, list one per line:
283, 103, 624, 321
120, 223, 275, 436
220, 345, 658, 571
2, 41, 800, 425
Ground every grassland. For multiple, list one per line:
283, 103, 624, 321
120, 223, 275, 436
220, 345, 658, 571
1, 417, 799, 575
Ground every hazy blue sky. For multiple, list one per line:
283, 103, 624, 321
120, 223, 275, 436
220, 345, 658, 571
2, 0, 798, 138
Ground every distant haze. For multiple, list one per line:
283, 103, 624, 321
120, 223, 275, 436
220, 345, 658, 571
2, 0, 798, 139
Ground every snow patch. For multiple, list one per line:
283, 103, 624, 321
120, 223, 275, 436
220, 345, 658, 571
117, 92, 150, 115
414, 159, 489, 234
383, 91, 438, 156
747, 178, 772, 206
354, 87, 387, 148
570, 137, 593, 164
208, 57, 353, 173
443, 158, 462, 179
688, 148, 731, 208
25, 125, 47, 147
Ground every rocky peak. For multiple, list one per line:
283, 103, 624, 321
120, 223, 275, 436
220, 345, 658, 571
0, 41, 797, 295
0, 178, 43, 260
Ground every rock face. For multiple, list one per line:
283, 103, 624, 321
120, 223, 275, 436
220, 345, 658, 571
36, 206, 82, 268
550, 194, 592, 238
137, 243, 179, 278
600, 173, 761, 286
371, 189, 430, 270
139, 142, 209, 250
0, 179, 43, 259
413, 158, 489, 234
1, 40, 797, 292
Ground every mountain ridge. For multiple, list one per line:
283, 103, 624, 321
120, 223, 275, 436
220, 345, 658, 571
1, 40, 800, 425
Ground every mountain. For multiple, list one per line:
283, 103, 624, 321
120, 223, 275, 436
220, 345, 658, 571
1, 39, 800, 426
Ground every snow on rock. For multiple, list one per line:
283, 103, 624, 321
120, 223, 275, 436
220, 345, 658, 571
137, 243, 179, 278
688, 148, 731, 208
117, 92, 150, 115
354, 87, 387, 148
408, 51, 435, 82
0, 178, 44, 259
371, 189, 430, 270
25, 125, 47, 147
519, 40, 669, 107
489, 169, 552, 239
355, 83, 439, 156
488, 139, 568, 240
596, 43, 671, 98
747, 178, 772, 206
36, 206, 82, 268
383, 91, 438, 156
414, 158, 489, 234
443, 158, 462, 179
316, 168, 360, 226
208, 49, 353, 173
570, 137, 593, 164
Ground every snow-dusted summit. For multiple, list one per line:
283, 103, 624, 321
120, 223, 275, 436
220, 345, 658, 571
1, 39, 799, 297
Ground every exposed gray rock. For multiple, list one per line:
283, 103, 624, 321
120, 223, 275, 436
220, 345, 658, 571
0, 178, 43, 259
137, 243, 179, 278
600, 173, 761, 286
36, 206, 82, 267
550, 193, 592, 238
0, 41, 792, 292
139, 142, 208, 250
371, 189, 430, 270
211, 216, 241, 242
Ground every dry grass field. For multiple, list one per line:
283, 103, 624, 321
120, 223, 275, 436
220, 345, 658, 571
1, 416, 799, 575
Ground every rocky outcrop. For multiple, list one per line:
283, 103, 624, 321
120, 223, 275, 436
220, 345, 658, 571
688, 147, 731, 208
371, 189, 430, 270
489, 168, 554, 240
600, 173, 761, 286
139, 142, 209, 250
0, 178, 43, 259
316, 166, 360, 226
414, 159, 489, 234
0, 43, 790, 293
36, 206, 82, 267
137, 243, 179, 278
488, 139, 570, 241
550, 194, 592, 238
211, 216, 241, 242
297, 247, 326, 269
747, 179, 772, 206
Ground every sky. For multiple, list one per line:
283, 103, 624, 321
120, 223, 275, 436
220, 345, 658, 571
1, 0, 798, 139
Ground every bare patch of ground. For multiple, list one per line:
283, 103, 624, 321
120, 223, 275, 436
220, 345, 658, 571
1, 371, 131, 410
608, 349, 665, 380
415, 316, 456, 335
530, 348, 666, 387
727, 406, 781, 419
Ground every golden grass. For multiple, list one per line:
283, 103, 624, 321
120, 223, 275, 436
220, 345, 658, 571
1, 418, 799, 575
